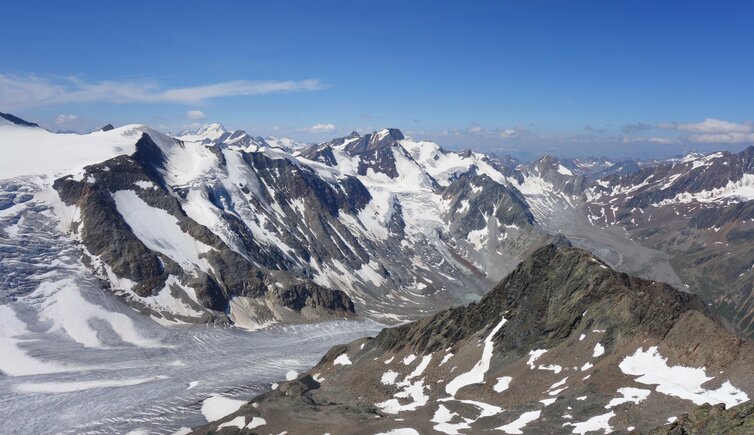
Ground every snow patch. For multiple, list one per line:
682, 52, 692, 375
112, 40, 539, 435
564, 411, 615, 434
619, 346, 749, 407
497, 410, 541, 434
593, 343, 605, 358
493, 376, 513, 392
201, 395, 246, 422
334, 353, 352, 366
445, 317, 507, 396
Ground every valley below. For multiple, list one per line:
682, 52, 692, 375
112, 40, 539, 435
0, 312, 381, 434
2, 112, 754, 433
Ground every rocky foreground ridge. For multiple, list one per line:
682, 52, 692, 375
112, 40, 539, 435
193, 245, 754, 434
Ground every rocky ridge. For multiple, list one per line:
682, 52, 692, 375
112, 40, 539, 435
193, 245, 754, 434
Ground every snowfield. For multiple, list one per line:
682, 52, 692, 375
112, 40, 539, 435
0, 121, 160, 179
0, 171, 381, 433
0, 303, 381, 433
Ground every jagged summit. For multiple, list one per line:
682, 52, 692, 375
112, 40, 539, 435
343, 128, 405, 154
177, 122, 228, 143
196, 122, 227, 135
195, 244, 754, 434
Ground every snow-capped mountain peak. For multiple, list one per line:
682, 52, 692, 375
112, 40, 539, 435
265, 136, 309, 151
177, 123, 228, 143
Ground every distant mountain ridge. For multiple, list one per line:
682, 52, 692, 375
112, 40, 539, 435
2, 113, 754, 337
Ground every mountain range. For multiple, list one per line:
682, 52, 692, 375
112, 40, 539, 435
194, 244, 754, 434
2, 112, 754, 336
2, 111, 754, 433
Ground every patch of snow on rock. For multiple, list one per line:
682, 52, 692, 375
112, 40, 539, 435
200, 395, 246, 422
593, 343, 605, 358
493, 376, 513, 392
334, 352, 352, 366
445, 317, 507, 396
217, 416, 246, 430
497, 410, 541, 434
563, 411, 615, 434
605, 387, 651, 409
619, 346, 749, 407
246, 417, 266, 429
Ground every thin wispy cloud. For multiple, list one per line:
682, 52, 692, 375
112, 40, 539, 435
621, 122, 652, 134
186, 110, 206, 120
658, 118, 751, 134
658, 118, 753, 143
687, 132, 754, 144
463, 124, 532, 139
0, 74, 327, 108
54, 114, 79, 124
308, 123, 336, 133
623, 136, 677, 145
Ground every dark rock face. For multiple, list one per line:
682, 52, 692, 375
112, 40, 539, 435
0, 112, 39, 127
650, 402, 754, 434
269, 283, 355, 313
528, 155, 588, 195
443, 172, 534, 237
100, 124, 114, 132
237, 151, 372, 273
375, 244, 713, 355
53, 133, 356, 323
191, 245, 754, 435
300, 143, 337, 165
54, 153, 173, 298
344, 131, 407, 179
691, 201, 754, 229
594, 147, 754, 211
342, 128, 405, 154
578, 147, 754, 337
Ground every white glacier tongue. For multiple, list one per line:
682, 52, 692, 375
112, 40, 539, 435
0, 176, 382, 434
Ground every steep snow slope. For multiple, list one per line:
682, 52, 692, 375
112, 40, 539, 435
0, 121, 154, 179
0, 166, 381, 433
4, 116, 751, 337
1, 118, 544, 330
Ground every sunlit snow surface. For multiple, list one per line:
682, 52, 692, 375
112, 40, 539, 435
619, 346, 749, 407
0, 309, 380, 434
0, 177, 382, 434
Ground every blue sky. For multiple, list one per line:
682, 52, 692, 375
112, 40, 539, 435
1, 0, 753, 159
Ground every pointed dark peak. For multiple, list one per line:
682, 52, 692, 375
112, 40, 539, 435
344, 128, 405, 154
549, 233, 573, 248
534, 154, 560, 166
317, 131, 362, 149
101, 124, 114, 132
738, 144, 754, 163
228, 130, 250, 140
0, 112, 39, 128
381, 128, 405, 141
377, 243, 711, 356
